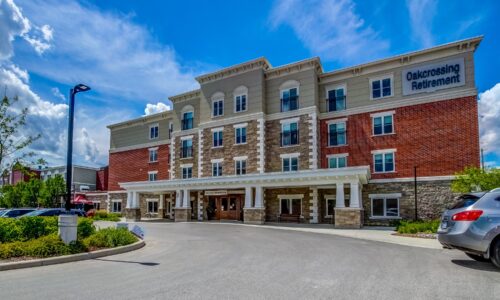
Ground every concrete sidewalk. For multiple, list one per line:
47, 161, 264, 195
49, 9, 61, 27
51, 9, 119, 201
204, 222, 443, 249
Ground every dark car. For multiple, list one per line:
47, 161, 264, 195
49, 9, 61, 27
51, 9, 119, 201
0, 208, 36, 218
21, 208, 86, 217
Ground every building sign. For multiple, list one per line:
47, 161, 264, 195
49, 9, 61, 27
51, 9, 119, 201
402, 57, 465, 95
205, 190, 228, 196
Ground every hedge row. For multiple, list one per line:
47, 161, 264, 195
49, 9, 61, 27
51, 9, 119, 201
91, 210, 122, 222
396, 220, 440, 234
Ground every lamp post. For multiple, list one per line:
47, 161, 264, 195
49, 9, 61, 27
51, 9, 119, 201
60, 84, 90, 245
65, 84, 91, 211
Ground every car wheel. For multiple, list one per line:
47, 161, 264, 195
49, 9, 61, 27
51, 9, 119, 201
491, 239, 500, 269
465, 252, 490, 262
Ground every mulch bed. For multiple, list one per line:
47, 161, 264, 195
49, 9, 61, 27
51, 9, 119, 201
392, 232, 437, 239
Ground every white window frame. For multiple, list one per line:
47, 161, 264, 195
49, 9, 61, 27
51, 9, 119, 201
372, 149, 396, 173
325, 196, 336, 217
370, 74, 394, 100
234, 94, 247, 113
327, 153, 348, 169
280, 118, 299, 147
371, 111, 395, 136
181, 106, 194, 130
280, 153, 300, 172
234, 123, 247, 145
181, 163, 193, 179
149, 147, 158, 163
146, 199, 159, 214
325, 83, 347, 112
212, 128, 223, 148
327, 118, 347, 147
369, 193, 402, 219
211, 159, 223, 177
234, 157, 247, 175
212, 98, 224, 118
149, 123, 159, 140
278, 194, 304, 216
148, 171, 158, 181
92, 201, 101, 211
111, 200, 122, 213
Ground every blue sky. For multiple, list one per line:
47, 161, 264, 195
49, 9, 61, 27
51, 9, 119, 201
1, 0, 499, 168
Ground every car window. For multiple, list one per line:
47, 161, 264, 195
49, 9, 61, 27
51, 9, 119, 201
450, 195, 480, 209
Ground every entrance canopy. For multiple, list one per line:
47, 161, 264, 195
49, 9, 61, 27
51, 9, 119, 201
119, 166, 371, 192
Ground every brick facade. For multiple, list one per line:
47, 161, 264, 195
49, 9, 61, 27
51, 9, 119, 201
320, 96, 480, 178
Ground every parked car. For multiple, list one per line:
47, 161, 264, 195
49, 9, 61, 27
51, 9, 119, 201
0, 208, 36, 218
438, 189, 500, 269
20, 208, 86, 217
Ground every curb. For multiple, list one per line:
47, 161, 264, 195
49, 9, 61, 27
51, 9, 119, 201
0, 239, 145, 271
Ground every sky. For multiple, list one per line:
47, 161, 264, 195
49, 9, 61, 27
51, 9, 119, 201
0, 0, 499, 168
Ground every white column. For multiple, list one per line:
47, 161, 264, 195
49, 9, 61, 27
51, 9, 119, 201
254, 186, 264, 208
132, 191, 139, 208
159, 194, 164, 209
126, 191, 132, 209
244, 187, 253, 208
350, 182, 360, 208
182, 189, 190, 208
175, 190, 181, 208
335, 183, 345, 208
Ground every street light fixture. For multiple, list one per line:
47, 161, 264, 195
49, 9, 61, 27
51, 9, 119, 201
65, 84, 91, 212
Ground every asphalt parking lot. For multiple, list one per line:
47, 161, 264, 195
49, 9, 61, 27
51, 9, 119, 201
0, 222, 499, 299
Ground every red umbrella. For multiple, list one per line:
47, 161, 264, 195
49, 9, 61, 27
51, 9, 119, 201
72, 194, 94, 205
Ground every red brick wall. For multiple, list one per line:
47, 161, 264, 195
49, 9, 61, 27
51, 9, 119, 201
108, 144, 170, 191
96, 167, 108, 191
320, 96, 480, 179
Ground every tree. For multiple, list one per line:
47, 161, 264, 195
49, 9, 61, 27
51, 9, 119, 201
451, 167, 500, 193
40, 174, 66, 208
0, 95, 42, 185
21, 178, 44, 207
0, 184, 23, 208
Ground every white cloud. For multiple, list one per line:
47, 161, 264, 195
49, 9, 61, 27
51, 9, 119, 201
479, 83, 500, 158
75, 128, 99, 163
51, 87, 65, 101
269, 0, 389, 64
406, 0, 437, 48
144, 102, 171, 116
0, 0, 31, 60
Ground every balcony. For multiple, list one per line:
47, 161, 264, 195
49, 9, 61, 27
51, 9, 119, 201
281, 130, 299, 147
326, 95, 346, 112
181, 118, 193, 130
280, 95, 299, 112
180, 146, 193, 158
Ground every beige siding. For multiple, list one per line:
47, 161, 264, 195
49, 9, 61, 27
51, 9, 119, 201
110, 118, 171, 149
73, 167, 97, 185
319, 52, 475, 112
198, 69, 265, 123
265, 68, 318, 114
171, 97, 202, 131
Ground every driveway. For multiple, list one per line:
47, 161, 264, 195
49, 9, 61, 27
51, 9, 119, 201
0, 222, 499, 299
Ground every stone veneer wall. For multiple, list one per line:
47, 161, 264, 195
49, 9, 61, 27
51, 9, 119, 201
139, 193, 161, 218
265, 187, 311, 223
362, 180, 459, 225
201, 120, 259, 177
174, 133, 199, 179
85, 194, 108, 211
264, 115, 310, 172
109, 192, 127, 215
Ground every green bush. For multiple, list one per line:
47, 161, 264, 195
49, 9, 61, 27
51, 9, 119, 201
91, 210, 121, 222
83, 227, 137, 249
0, 234, 72, 259
77, 218, 96, 239
0, 218, 22, 243
396, 220, 440, 234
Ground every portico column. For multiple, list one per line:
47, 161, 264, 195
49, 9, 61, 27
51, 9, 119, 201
126, 191, 132, 209
175, 190, 181, 208
349, 182, 360, 208
244, 187, 253, 208
254, 186, 264, 208
159, 194, 164, 209
335, 183, 345, 208
132, 191, 139, 208
182, 189, 190, 208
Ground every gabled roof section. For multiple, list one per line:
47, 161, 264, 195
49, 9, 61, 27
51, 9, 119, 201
168, 89, 201, 103
265, 57, 323, 79
107, 110, 173, 130
195, 57, 271, 84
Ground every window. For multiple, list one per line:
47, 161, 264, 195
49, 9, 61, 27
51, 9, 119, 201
148, 171, 158, 181
93, 202, 100, 210
327, 87, 346, 112
147, 201, 158, 213
326, 198, 335, 217
328, 121, 346, 146
181, 139, 193, 158
149, 124, 159, 139
373, 150, 395, 173
281, 122, 299, 146
213, 130, 223, 147
371, 75, 393, 99
370, 194, 400, 218
280, 198, 302, 215
182, 111, 194, 130
212, 161, 223, 177
112, 201, 122, 213
182, 166, 192, 179
235, 127, 246, 144
149, 148, 158, 162
235, 159, 246, 175
373, 113, 394, 135
235, 94, 247, 112
328, 154, 347, 169
212, 99, 224, 117
281, 88, 299, 112
282, 157, 298, 172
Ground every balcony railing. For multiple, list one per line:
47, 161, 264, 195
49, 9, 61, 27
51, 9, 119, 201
180, 146, 193, 158
280, 130, 299, 147
181, 118, 193, 130
280, 95, 299, 112
326, 95, 346, 112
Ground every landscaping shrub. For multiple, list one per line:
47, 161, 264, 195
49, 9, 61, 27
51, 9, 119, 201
77, 218, 96, 239
0, 218, 22, 243
91, 210, 121, 222
396, 220, 440, 234
0, 234, 72, 259
83, 227, 137, 249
